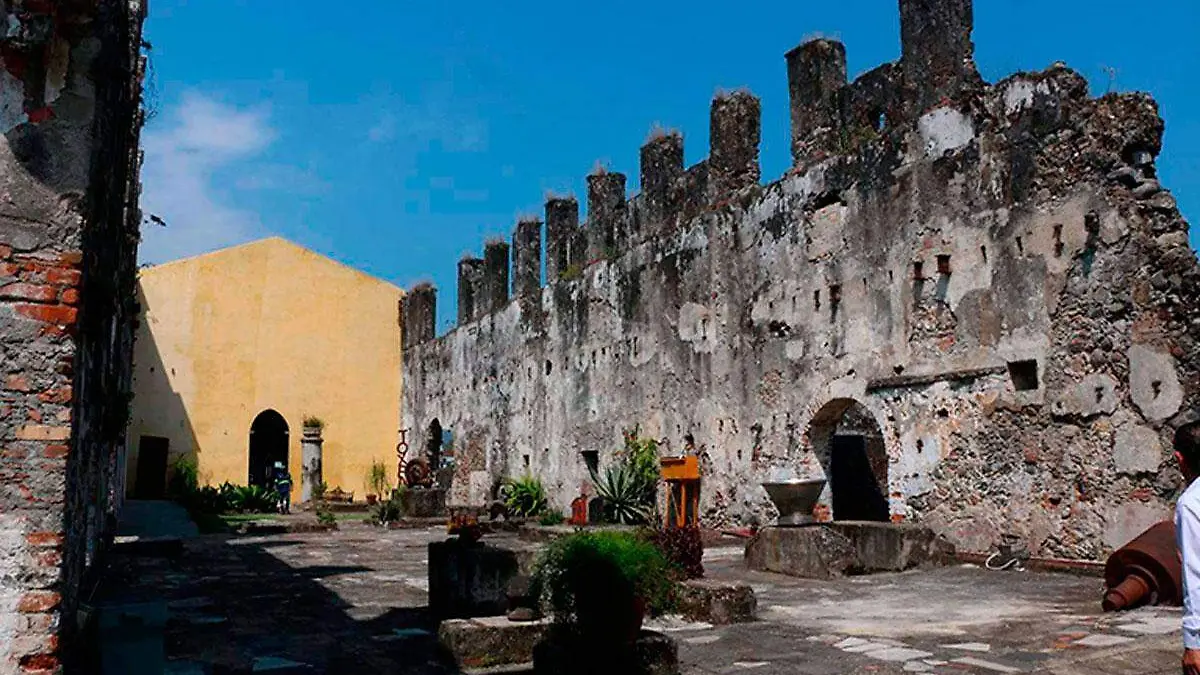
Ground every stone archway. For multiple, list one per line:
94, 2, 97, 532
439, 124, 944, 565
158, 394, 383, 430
807, 398, 889, 522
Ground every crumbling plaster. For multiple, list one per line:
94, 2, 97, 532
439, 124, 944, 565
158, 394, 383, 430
402, 0, 1199, 561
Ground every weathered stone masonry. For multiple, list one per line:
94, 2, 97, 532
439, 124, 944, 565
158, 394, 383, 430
0, 1, 146, 672
402, 0, 1199, 562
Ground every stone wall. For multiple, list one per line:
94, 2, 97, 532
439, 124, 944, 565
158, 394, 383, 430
0, 1, 147, 672
402, 0, 1199, 561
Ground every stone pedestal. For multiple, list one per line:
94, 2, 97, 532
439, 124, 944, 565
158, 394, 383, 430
744, 521, 955, 579
674, 579, 756, 624
439, 616, 551, 669
428, 538, 520, 619
402, 487, 446, 517
300, 426, 323, 503
533, 629, 678, 675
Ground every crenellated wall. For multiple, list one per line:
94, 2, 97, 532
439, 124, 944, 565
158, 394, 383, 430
401, 0, 1199, 561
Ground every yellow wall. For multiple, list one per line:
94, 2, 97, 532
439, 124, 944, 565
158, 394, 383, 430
127, 237, 403, 499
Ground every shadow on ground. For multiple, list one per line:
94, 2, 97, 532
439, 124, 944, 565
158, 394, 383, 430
97, 506, 467, 674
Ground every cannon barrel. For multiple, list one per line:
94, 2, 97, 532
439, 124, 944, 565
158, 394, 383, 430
1102, 520, 1181, 612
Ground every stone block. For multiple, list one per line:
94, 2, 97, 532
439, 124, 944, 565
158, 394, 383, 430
744, 522, 954, 579
428, 539, 521, 619
674, 579, 756, 625
533, 629, 678, 675
1113, 424, 1164, 475
439, 615, 550, 669
1128, 345, 1183, 421
402, 488, 447, 518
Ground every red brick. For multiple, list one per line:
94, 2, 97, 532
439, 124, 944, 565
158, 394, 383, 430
14, 425, 70, 441
57, 251, 82, 266
4, 375, 32, 392
0, 262, 19, 277
15, 304, 77, 326
17, 591, 60, 613
1, 445, 28, 460
59, 288, 78, 305
0, 244, 11, 260
25, 532, 63, 547
26, 408, 42, 422
0, 283, 58, 302
37, 386, 71, 404
44, 268, 80, 286
42, 444, 68, 459
18, 653, 59, 672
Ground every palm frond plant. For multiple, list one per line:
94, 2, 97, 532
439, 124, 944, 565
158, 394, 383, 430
502, 475, 548, 517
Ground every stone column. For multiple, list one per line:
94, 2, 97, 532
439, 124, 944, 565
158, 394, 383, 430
301, 424, 324, 503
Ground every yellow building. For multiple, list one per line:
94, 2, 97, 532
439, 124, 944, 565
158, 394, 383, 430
126, 237, 403, 501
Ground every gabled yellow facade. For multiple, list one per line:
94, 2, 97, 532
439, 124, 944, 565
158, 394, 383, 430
127, 237, 403, 500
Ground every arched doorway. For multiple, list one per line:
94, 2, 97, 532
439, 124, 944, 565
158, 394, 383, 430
249, 410, 289, 488
807, 398, 889, 522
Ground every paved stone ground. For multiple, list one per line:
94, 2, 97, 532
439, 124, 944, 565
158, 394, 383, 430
96, 513, 1184, 674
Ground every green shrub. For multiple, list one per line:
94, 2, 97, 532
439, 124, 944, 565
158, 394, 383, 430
370, 496, 403, 525
531, 531, 676, 643
222, 483, 277, 514
316, 506, 337, 527
367, 459, 390, 497
167, 455, 200, 497
539, 510, 566, 526
502, 475, 548, 517
313, 481, 328, 501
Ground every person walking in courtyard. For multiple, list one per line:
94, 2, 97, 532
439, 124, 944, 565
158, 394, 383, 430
1174, 420, 1200, 674
272, 462, 293, 515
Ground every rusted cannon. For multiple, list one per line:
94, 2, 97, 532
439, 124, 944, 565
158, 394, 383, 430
1102, 520, 1182, 611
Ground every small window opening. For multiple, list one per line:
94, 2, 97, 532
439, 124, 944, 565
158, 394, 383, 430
581, 450, 599, 476
1094, 386, 1105, 404
888, 270, 894, 283
913, 261, 924, 280
936, 255, 951, 276
829, 284, 842, 321
523, 454, 530, 469
813, 290, 821, 311
1053, 224, 1064, 258
1007, 360, 1039, 391
545, 360, 553, 376
1152, 380, 1162, 398
1015, 236, 1024, 255
916, 439, 924, 453
980, 245, 988, 263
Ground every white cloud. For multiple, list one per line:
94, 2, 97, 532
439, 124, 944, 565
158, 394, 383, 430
363, 88, 488, 152
138, 92, 277, 265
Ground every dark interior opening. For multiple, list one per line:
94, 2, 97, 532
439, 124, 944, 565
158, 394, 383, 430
249, 410, 289, 488
135, 436, 170, 499
830, 434, 890, 522
1008, 360, 1040, 391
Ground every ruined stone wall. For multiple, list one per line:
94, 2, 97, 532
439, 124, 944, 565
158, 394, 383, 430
403, 0, 1199, 562
0, 1, 147, 672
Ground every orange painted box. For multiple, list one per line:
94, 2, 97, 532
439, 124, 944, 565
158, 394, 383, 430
660, 455, 700, 481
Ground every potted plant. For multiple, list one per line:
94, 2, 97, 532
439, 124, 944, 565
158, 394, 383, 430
365, 459, 389, 506
530, 530, 675, 646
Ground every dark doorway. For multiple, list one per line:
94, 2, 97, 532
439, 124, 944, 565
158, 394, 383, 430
135, 436, 169, 499
427, 418, 443, 468
830, 434, 889, 522
249, 410, 289, 488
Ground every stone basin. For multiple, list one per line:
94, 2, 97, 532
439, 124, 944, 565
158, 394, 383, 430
762, 479, 826, 526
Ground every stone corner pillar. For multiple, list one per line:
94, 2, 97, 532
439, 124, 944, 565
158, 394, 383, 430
301, 425, 324, 503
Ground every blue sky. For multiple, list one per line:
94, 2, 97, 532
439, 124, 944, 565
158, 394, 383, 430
139, 1, 1199, 332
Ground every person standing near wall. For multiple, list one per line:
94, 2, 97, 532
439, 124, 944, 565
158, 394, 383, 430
272, 462, 293, 515
1174, 420, 1200, 674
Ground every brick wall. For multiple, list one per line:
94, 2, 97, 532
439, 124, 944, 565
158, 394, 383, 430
0, 1, 147, 673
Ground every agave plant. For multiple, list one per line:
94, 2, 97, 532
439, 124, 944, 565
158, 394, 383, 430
590, 462, 652, 525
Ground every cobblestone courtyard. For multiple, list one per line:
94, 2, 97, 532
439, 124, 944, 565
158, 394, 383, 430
95, 505, 1184, 675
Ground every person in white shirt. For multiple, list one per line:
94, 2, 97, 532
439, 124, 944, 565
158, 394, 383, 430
1174, 421, 1200, 675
